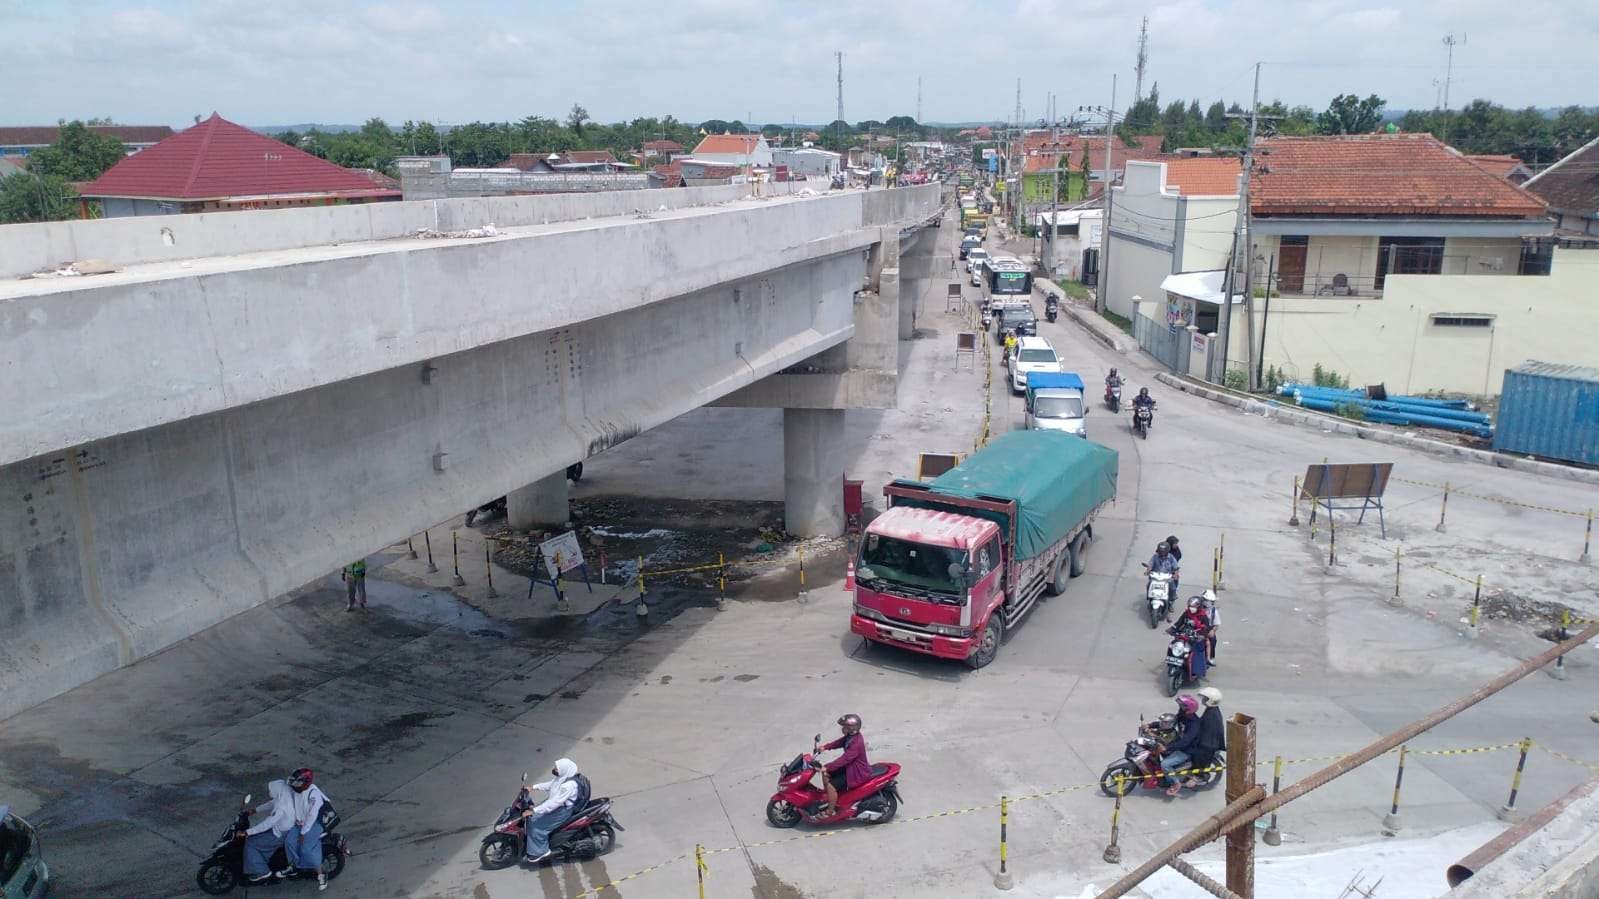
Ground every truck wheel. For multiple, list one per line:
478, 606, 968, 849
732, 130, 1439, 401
1068, 533, 1087, 578
1045, 553, 1070, 596
967, 616, 1003, 669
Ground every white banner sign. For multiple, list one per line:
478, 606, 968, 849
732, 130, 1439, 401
539, 531, 585, 579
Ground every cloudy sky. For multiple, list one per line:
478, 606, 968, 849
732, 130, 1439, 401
5, 0, 1594, 128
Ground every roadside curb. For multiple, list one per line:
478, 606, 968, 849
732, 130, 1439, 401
1036, 280, 1127, 354
1154, 371, 1599, 487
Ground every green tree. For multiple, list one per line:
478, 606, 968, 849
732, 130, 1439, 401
1316, 93, 1386, 135
855, 119, 884, 133
0, 171, 78, 223
884, 115, 919, 134
1204, 101, 1227, 131
566, 104, 590, 138
28, 121, 127, 181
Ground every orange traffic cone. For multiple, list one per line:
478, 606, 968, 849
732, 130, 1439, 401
845, 559, 856, 591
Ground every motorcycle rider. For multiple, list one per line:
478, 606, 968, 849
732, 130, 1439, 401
520, 758, 581, 864
1132, 387, 1156, 430
239, 778, 297, 884
1143, 542, 1180, 605
1164, 535, 1182, 565
1160, 696, 1202, 797
1182, 688, 1228, 792
286, 768, 331, 891
1105, 368, 1122, 401
1178, 597, 1212, 680
818, 714, 870, 817
1200, 588, 1220, 662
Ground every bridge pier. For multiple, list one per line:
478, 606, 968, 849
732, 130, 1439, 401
507, 471, 570, 531
783, 408, 847, 536
899, 229, 937, 339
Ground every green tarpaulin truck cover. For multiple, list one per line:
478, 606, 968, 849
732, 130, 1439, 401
896, 430, 1118, 561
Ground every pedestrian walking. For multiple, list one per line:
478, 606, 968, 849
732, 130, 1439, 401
342, 559, 367, 611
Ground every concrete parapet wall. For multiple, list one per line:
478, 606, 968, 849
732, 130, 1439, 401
0, 252, 864, 721
1449, 785, 1599, 898
0, 177, 890, 279
2, 186, 938, 466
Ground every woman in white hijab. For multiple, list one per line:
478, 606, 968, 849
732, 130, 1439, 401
241, 779, 296, 883
521, 758, 579, 863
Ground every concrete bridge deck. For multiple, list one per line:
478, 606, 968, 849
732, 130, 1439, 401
0, 182, 943, 719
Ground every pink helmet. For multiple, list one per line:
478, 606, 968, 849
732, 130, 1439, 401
1176, 695, 1199, 716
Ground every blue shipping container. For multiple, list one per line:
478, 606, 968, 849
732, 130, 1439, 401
1492, 361, 1599, 466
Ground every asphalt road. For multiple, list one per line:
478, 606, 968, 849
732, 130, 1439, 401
3, 210, 1598, 899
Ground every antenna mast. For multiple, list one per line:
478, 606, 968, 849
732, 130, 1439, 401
917, 76, 923, 123
1134, 17, 1150, 104
1440, 33, 1463, 110
835, 51, 845, 149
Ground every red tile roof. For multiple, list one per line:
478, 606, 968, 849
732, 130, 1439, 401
0, 124, 175, 147
642, 139, 684, 153
1160, 157, 1242, 196
1250, 134, 1547, 217
565, 149, 618, 165
691, 134, 765, 155
1522, 135, 1599, 217
1464, 154, 1529, 179
79, 114, 397, 201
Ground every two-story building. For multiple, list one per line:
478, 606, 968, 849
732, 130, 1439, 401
688, 133, 772, 170
1113, 134, 1565, 395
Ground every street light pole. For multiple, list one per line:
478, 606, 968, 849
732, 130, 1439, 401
1096, 75, 1118, 315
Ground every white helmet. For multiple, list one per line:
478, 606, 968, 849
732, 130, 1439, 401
1196, 687, 1223, 707
1201, 589, 1217, 604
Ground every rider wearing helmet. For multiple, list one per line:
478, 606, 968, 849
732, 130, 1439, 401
1180, 597, 1212, 679
1132, 387, 1155, 427
1161, 695, 1202, 796
1200, 588, 1220, 662
1145, 542, 1180, 605
819, 714, 870, 817
1188, 688, 1227, 788
522, 758, 581, 864
286, 768, 332, 889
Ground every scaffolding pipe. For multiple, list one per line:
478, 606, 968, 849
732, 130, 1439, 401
1096, 618, 1599, 899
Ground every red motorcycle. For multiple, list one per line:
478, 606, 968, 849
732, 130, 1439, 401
765, 735, 903, 828
478, 774, 623, 869
1097, 715, 1225, 797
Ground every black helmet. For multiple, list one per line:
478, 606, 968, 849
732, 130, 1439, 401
288, 768, 313, 791
1165, 535, 1179, 547
1156, 542, 1169, 556
1139, 387, 1150, 397
1109, 367, 1118, 376
838, 714, 862, 733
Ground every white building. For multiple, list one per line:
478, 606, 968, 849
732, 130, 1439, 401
772, 146, 841, 178
688, 133, 773, 169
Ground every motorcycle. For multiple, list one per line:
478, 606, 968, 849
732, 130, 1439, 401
1045, 298, 1059, 323
478, 774, 623, 870
1163, 619, 1210, 697
1132, 402, 1155, 439
1098, 714, 1226, 797
195, 795, 348, 895
1141, 570, 1174, 628
1105, 383, 1122, 412
765, 734, 904, 829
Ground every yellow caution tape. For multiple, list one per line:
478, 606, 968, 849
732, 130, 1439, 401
568, 852, 693, 898
1534, 743, 1599, 773
1393, 477, 1588, 518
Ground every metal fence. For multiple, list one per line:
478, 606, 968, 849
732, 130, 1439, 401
1133, 312, 1191, 375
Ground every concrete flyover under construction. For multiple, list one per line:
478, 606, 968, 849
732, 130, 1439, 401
0, 180, 944, 719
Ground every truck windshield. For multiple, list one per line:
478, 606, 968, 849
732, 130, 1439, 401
858, 535, 966, 597
1034, 395, 1084, 418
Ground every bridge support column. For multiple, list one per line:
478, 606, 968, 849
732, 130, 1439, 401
507, 470, 570, 531
783, 408, 846, 537
899, 231, 936, 340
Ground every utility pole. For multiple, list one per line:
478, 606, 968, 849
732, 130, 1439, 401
917, 76, 923, 125
835, 51, 845, 153
1013, 79, 1024, 232
1048, 93, 1061, 274
1133, 17, 1150, 105
1094, 74, 1118, 315
1220, 62, 1278, 390
1440, 34, 1463, 111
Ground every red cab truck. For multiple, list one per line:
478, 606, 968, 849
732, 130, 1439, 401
849, 430, 1118, 668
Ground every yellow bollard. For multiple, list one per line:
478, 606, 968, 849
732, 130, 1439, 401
635, 555, 649, 618
1554, 609, 1570, 680
994, 794, 1013, 890
797, 545, 808, 601
1216, 532, 1225, 591
406, 536, 418, 560
1327, 506, 1337, 568
1102, 781, 1124, 863
1264, 755, 1284, 845
1499, 738, 1533, 821
1583, 509, 1593, 563
1382, 745, 1408, 834
717, 552, 728, 611
1436, 482, 1451, 533
1210, 548, 1219, 592
484, 544, 498, 598
424, 530, 438, 573
1289, 476, 1301, 527
1468, 574, 1482, 636
1390, 545, 1402, 606
451, 531, 466, 586
696, 843, 708, 899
